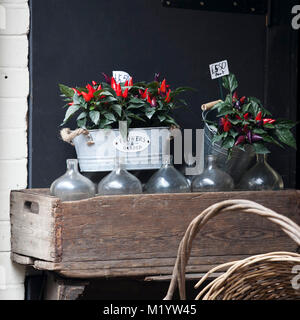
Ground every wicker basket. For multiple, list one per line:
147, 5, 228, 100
164, 199, 300, 300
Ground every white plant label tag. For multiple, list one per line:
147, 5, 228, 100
113, 71, 131, 84
209, 60, 230, 79
114, 131, 150, 153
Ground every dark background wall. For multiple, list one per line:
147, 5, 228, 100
29, 0, 273, 188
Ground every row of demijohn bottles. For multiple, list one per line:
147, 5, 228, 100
50, 154, 284, 201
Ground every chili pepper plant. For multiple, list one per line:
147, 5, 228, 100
206, 73, 297, 157
59, 73, 193, 130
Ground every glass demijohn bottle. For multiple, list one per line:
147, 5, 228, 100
192, 155, 234, 192
144, 155, 191, 194
50, 159, 95, 201
238, 154, 284, 191
97, 158, 143, 195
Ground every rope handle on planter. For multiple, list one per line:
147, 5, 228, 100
164, 199, 300, 300
60, 128, 95, 146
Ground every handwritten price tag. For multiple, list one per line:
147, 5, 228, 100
209, 60, 229, 80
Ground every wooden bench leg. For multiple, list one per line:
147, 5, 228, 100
45, 273, 89, 300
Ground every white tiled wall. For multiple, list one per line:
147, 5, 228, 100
0, 0, 29, 300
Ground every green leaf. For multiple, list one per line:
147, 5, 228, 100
242, 103, 252, 113
77, 118, 87, 129
229, 119, 240, 125
264, 123, 276, 129
145, 108, 156, 120
111, 104, 122, 117
211, 134, 223, 145
217, 108, 236, 117
77, 112, 87, 121
104, 112, 116, 122
248, 96, 262, 106
146, 81, 159, 90
62, 104, 81, 124
230, 131, 239, 138
253, 143, 271, 154
165, 118, 179, 127
275, 119, 297, 130
129, 97, 144, 104
222, 74, 238, 93
59, 84, 74, 98
247, 97, 260, 116
222, 136, 235, 149
126, 113, 146, 122
127, 103, 145, 110
178, 99, 188, 106
101, 96, 118, 103
94, 90, 113, 97
163, 115, 179, 127
224, 94, 233, 105
89, 110, 100, 125
170, 86, 197, 97
253, 128, 267, 135
99, 118, 114, 129
158, 115, 166, 122
275, 128, 297, 149
261, 134, 284, 148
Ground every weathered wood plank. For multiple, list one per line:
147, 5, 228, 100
144, 273, 223, 282
33, 254, 249, 273
59, 190, 300, 263
11, 253, 34, 266
10, 190, 62, 262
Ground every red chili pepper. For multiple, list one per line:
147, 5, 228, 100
236, 115, 242, 120
160, 79, 167, 93
239, 96, 246, 105
116, 83, 122, 97
235, 135, 246, 146
81, 91, 92, 102
86, 84, 95, 93
82, 84, 95, 102
219, 117, 225, 127
255, 111, 262, 121
140, 88, 148, 99
223, 120, 232, 132
122, 88, 129, 99
68, 102, 74, 106
243, 124, 249, 133
151, 97, 157, 108
243, 113, 249, 120
232, 91, 238, 102
165, 89, 172, 103
128, 77, 133, 87
124, 80, 129, 87
263, 119, 276, 125
111, 77, 117, 91
92, 81, 97, 86
97, 84, 102, 91
147, 94, 152, 104
72, 88, 82, 96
